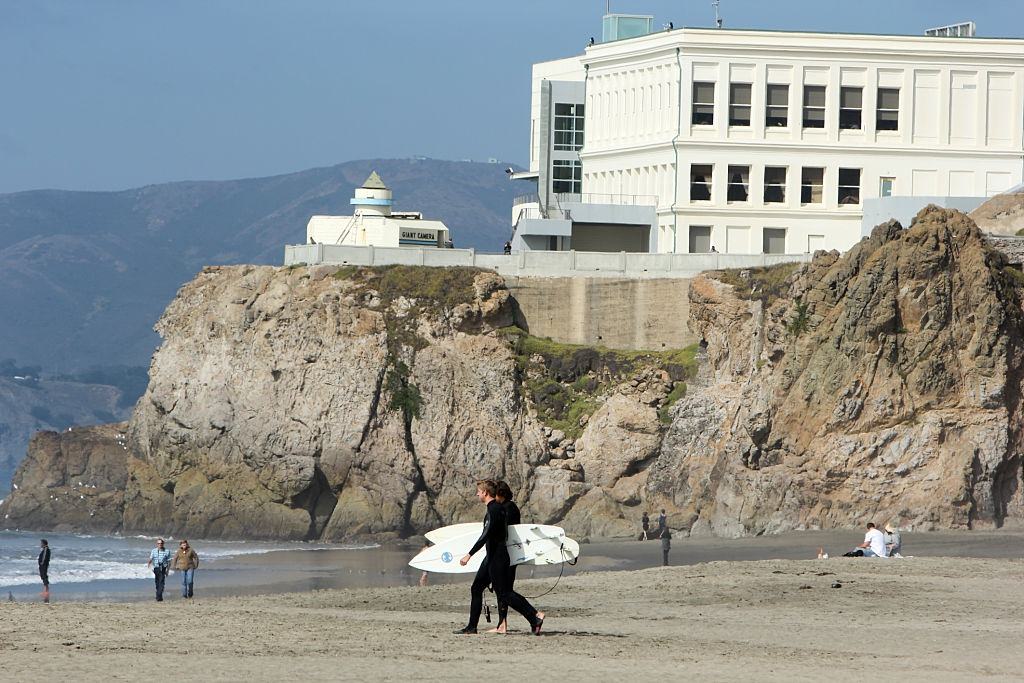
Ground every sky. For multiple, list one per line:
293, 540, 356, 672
2, 0, 1023, 193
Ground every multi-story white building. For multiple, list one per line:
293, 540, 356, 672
512, 20, 1024, 254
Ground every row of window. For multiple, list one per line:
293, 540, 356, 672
690, 164, 864, 204
693, 82, 900, 131
552, 159, 583, 193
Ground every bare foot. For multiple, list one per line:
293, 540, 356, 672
486, 622, 508, 634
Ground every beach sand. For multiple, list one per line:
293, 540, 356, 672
3, 554, 1023, 681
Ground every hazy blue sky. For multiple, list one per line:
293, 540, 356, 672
2, 0, 1022, 193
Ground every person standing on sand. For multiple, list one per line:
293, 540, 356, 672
146, 538, 172, 601
173, 539, 200, 599
38, 539, 51, 592
657, 509, 667, 534
660, 528, 672, 566
456, 479, 544, 635
490, 480, 521, 634
641, 512, 650, 540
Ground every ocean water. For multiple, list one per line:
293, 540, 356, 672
0, 530, 383, 601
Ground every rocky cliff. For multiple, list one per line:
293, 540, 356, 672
4, 207, 1024, 539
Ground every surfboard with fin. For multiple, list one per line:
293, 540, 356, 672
410, 523, 580, 574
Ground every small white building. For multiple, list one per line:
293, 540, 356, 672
307, 171, 452, 248
513, 18, 1024, 254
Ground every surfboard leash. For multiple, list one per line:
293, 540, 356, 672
521, 543, 577, 600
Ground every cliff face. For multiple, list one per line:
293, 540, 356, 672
648, 207, 1024, 534
4, 207, 1024, 539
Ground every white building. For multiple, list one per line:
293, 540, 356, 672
307, 171, 452, 249
513, 20, 1024, 254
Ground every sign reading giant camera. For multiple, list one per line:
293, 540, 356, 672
400, 228, 439, 245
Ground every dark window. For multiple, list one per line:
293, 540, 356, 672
729, 83, 751, 126
877, 88, 900, 131
801, 168, 824, 204
690, 164, 713, 201
552, 160, 582, 194
764, 167, 787, 203
803, 85, 826, 129
692, 82, 715, 125
839, 87, 862, 130
838, 168, 861, 204
727, 165, 749, 202
766, 84, 789, 127
554, 103, 585, 151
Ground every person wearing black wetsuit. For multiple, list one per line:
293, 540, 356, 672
455, 479, 544, 635
38, 539, 50, 591
494, 480, 521, 633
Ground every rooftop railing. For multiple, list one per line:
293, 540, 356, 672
554, 192, 658, 206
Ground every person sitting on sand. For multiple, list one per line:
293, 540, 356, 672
456, 479, 544, 636
856, 522, 888, 558
885, 523, 903, 558
173, 539, 200, 599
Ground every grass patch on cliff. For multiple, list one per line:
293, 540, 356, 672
1004, 266, 1024, 289
711, 262, 801, 305
658, 382, 688, 424
334, 265, 482, 310
498, 327, 699, 437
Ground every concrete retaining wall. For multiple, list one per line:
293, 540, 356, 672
284, 243, 810, 280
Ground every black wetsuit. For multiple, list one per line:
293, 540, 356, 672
38, 546, 50, 588
466, 500, 538, 630
497, 499, 521, 626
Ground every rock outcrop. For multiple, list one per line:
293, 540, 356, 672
648, 207, 1024, 534
4, 207, 1024, 539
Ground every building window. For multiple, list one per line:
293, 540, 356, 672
764, 167, 787, 203
729, 83, 751, 126
727, 165, 749, 202
766, 84, 788, 127
552, 160, 582, 194
838, 168, 861, 204
689, 226, 713, 253
801, 167, 824, 204
802, 85, 826, 129
879, 176, 895, 197
839, 87, 862, 130
763, 228, 787, 254
553, 103, 585, 151
877, 88, 900, 131
692, 82, 715, 125
690, 164, 713, 201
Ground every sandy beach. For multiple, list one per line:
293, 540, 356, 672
3, 548, 1024, 681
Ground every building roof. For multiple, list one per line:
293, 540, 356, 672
361, 171, 388, 190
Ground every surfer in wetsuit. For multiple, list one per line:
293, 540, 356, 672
491, 480, 520, 634
455, 479, 544, 635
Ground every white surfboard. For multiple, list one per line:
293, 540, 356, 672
410, 524, 580, 574
424, 522, 481, 545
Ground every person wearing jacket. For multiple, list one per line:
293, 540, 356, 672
38, 539, 51, 591
173, 539, 200, 599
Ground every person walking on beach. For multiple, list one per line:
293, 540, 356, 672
173, 539, 200, 599
146, 538, 172, 601
457, 479, 544, 635
38, 539, 51, 593
490, 480, 521, 634
660, 528, 672, 566
640, 512, 650, 540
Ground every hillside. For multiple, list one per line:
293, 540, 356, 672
0, 158, 517, 372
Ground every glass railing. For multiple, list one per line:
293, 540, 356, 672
554, 192, 657, 206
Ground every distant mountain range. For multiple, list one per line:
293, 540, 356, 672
0, 158, 519, 372
0, 158, 519, 492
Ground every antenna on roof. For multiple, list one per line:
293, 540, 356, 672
713, 0, 723, 28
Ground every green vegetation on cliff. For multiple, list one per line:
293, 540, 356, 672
497, 327, 698, 438
712, 262, 801, 304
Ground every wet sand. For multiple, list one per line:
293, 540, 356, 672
3, 531, 1024, 680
